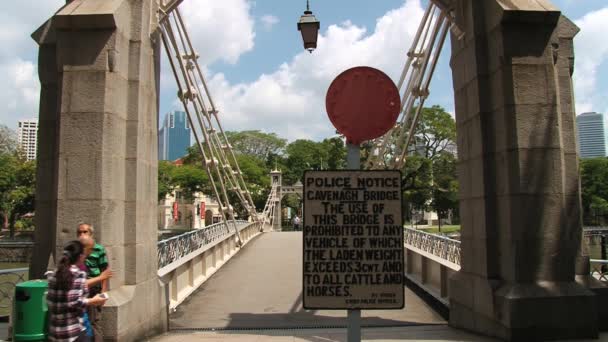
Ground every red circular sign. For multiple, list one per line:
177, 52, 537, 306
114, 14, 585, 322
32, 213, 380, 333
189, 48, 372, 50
325, 66, 401, 144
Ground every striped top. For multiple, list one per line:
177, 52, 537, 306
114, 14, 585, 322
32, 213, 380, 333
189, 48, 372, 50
46, 265, 89, 341
85, 243, 108, 295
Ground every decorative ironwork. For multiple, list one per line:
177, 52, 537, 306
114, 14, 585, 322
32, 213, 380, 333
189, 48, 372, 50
157, 221, 252, 269
404, 227, 461, 266
584, 227, 608, 237
0, 242, 34, 263
0, 268, 28, 318
402, 228, 607, 272
590, 259, 608, 281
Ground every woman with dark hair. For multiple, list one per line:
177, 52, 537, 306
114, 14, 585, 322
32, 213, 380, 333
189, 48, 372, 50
46, 240, 107, 342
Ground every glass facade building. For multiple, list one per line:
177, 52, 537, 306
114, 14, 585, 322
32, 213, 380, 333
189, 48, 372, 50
158, 111, 191, 161
576, 112, 608, 158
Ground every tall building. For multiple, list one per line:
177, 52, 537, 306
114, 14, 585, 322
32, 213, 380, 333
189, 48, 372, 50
576, 112, 608, 158
17, 119, 38, 161
158, 111, 191, 161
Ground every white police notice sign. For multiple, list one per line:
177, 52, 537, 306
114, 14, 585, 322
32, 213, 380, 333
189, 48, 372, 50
303, 170, 404, 309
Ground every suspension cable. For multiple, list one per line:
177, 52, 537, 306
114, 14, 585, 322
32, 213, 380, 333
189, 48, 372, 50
365, 1, 459, 170
159, 9, 261, 245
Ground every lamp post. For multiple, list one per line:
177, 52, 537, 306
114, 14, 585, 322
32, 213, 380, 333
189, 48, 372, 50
297, 0, 320, 53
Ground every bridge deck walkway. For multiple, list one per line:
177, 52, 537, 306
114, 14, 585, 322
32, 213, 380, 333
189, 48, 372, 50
168, 231, 445, 331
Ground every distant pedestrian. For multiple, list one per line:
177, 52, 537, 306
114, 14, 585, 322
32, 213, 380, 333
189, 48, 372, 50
293, 215, 301, 231
46, 240, 107, 342
76, 223, 109, 342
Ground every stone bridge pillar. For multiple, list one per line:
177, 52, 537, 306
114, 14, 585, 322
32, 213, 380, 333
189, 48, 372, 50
448, 0, 602, 340
29, 0, 166, 340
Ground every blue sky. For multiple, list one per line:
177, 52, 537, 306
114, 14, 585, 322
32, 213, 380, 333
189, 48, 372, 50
1, 0, 607, 141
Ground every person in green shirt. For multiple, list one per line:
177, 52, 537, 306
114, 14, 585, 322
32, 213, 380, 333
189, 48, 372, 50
77, 222, 111, 342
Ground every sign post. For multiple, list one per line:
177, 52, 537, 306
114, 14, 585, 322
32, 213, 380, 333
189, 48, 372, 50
310, 66, 402, 342
346, 142, 361, 342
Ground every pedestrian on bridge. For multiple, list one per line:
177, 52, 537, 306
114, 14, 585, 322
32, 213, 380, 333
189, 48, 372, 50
293, 215, 301, 231
76, 223, 110, 342
46, 240, 108, 342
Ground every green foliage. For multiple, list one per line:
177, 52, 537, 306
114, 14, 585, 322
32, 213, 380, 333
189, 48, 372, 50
0, 125, 17, 155
158, 161, 176, 201
402, 155, 433, 215
233, 153, 271, 214
581, 157, 608, 224
284, 139, 324, 185
0, 153, 36, 237
224, 130, 287, 161
430, 152, 459, 229
172, 165, 210, 201
321, 137, 346, 169
414, 105, 456, 160
282, 138, 347, 185
391, 106, 458, 224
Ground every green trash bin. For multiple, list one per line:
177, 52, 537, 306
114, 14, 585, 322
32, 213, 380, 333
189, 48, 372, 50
13, 280, 48, 341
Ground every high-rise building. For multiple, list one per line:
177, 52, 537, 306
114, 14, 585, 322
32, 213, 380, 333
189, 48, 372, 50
17, 119, 38, 161
158, 111, 191, 161
576, 112, 608, 158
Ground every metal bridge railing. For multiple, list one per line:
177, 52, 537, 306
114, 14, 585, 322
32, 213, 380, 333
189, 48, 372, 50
403, 227, 608, 281
157, 220, 253, 269
590, 259, 608, 281
584, 227, 608, 236
404, 227, 461, 266
0, 267, 28, 318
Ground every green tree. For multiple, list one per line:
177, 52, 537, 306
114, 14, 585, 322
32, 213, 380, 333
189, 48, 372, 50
283, 139, 325, 185
363, 105, 456, 168
0, 154, 36, 237
158, 161, 176, 201
580, 157, 608, 225
402, 155, 432, 223
171, 165, 210, 201
321, 137, 346, 169
166, 138, 273, 214
414, 105, 457, 160
224, 130, 287, 161
0, 125, 17, 155
232, 153, 271, 213
430, 153, 459, 232
282, 138, 347, 185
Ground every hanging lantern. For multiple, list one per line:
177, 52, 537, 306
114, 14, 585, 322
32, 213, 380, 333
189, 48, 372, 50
297, 0, 320, 53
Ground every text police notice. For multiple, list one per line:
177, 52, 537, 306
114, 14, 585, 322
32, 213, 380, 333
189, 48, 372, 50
303, 170, 404, 310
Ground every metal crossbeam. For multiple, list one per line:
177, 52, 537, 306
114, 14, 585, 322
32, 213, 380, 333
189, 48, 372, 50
365, 1, 460, 170
158, 0, 185, 22
260, 184, 279, 229
159, 8, 260, 245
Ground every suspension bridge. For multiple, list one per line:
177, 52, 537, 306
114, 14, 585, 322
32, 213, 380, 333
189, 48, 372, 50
19, 0, 608, 340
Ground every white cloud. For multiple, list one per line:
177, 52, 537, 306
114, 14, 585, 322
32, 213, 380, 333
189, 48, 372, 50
159, 0, 257, 121
574, 7, 608, 114
206, 0, 425, 141
0, 59, 40, 126
179, 0, 255, 65
260, 15, 279, 31
0, 0, 63, 128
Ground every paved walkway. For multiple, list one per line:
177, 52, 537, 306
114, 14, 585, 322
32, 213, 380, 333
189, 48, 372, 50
149, 325, 608, 342
169, 232, 445, 330
150, 325, 495, 341
0, 322, 6, 341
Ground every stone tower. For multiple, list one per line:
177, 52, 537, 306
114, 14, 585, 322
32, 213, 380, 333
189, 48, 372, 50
30, 0, 167, 339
